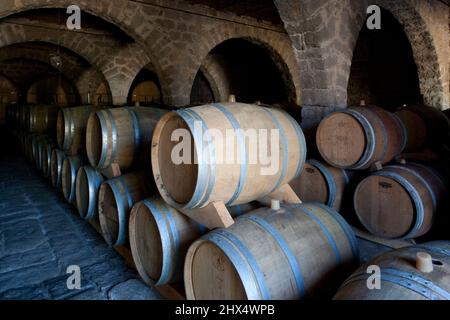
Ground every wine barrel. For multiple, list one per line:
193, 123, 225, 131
290, 159, 352, 211
395, 109, 427, 152
33, 135, 51, 170
316, 105, 406, 170
61, 155, 84, 203
86, 107, 168, 171
75, 166, 105, 220
19, 105, 31, 130
5, 104, 10, 123
98, 172, 152, 246
12, 105, 20, 125
401, 105, 450, 147
50, 149, 65, 188
444, 109, 450, 121
334, 241, 450, 300
41, 140, 57, 178
57, 106, 105, 155
24, 133, 36, 162
129, 198, 259, 286
184, 203, 359, 300
28, 105, 60, 134
30, 135, 46, 168
354, 163, 447, 239
152, 103, 307, 210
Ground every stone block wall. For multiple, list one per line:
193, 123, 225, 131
0, 0, 447, 121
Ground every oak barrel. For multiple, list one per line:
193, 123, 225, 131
33, 135, 52, 170
354, 163, 447, 239
98, 172, 151, 247
184, 203, 359, 300
334, 241, 450, 300
316, 105, 406, 169
19, 105, 31, 130
57, 105, 105, 155
11, 105, 20, 124
401, 105, 450, 148
86, 107, 167, 171
24, 133, 37, 163
41, 140, 57, 178
290, 159, 352, 211
28, 104, 60, 134
50, 149, 65, 188
129, 198, 259, 286
395, 109, 427, 152
61, 155, 84, 203
444, 109, 450, 121
75, 166, 105, 220
152, 103, 307, 210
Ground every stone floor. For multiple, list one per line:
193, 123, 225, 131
0, 126, 162, 300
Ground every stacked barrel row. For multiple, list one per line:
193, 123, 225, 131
146, 103, 359, 299
6, 104, 61, 178
290, 104, 450, 301
7, 101, 449, 300
5, 102, 363, 300
292, 104, 449, 241
87, 102, 359, 300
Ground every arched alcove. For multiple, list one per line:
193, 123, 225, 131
194, 38, 291, 106
127, 69, 162, 106
348, 7, 423, 111
190, 70, 216, 106
26, 76, 79, 106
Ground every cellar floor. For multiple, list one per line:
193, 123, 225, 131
0, 125, 391, 300
0, 126, 162, 300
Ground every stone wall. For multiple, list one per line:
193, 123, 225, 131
275, 0, 450, 125
0, 0, 447, 115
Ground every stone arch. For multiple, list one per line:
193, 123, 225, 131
0, 1, 167, 105
187, 33, 301, 107
362, 0, 446, 109
0, 1, 302, 106
199, 63, 222, 102
0, 73, 19, 103
0, 23, 152, 105
274, 0, 447, 110
26, 74, 80, 106
0, 43, 90, 85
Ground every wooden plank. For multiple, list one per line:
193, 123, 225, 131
100, 163, 122, 179
180, 201, 234, 230
258, 184, 302, 206
155, 284, 185, 300
352, 226, 415, 249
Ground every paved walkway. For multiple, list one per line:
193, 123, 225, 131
0, 126, 161, 300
